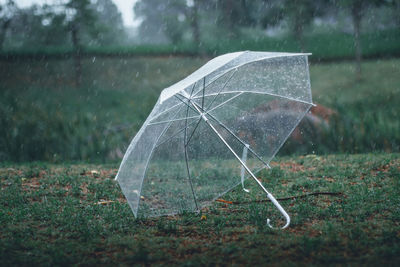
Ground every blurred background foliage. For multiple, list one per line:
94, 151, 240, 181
1, 0, 399, 58
0, 0, 399, 162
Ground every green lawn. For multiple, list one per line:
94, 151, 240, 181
1, 57, 399, 161
0, 153, 399, 265
2, 28, 400, 61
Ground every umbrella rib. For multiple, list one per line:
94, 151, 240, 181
189, 99, 267, 185
201, 77, 205, 110
151, 83, 200, 150
153, 118, 199, 149
148, 80, 197, 124
206, 112, 271, 168
147, 115, 200, 126
204, 69, 237, 113
206, 92, 243, 114
137, 103, 186, 215
185, 117, 202, 147
207, 91, 314, 114
268, 103, 313, 161
184, 96, 270, 168
143, 103, 186, 161
149, 102, 185, 123
176, 92, 267, 168
184, 83, 201, 148
190, 66, 239, 98
192, 91, 314, 107
175, 94, 201, 115
177, 93, 244, 149
174, 94, 204, 147
184, 82, 199, 211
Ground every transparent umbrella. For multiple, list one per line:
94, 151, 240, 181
115, 51, 314, 229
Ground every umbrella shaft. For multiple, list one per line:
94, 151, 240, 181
205, 117, 271, 195
204, 116, 290, 229
188, 98, 271, 195
178, 93, 290, 229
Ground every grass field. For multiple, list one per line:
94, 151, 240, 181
1, 57, 399, 161
2, 29, 400, 61
0, 153, 399, 265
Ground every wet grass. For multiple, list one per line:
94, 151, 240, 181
0, 153, 399, 265
2, 28, 400, 61
0, 57, 399, 161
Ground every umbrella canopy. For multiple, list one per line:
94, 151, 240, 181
116, 51, 314, 229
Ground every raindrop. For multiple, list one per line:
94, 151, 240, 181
178, 13, 186, 22
92, 57, 96, 63
186, 0, 194, 7
41, 18, 50, 26
136, 72, 140, 77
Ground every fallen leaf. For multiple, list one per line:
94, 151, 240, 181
96, 200, 115, 205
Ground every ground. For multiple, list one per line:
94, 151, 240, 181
1, 153, 399, 265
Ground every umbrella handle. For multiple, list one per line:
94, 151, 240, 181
266, 193, 290, 229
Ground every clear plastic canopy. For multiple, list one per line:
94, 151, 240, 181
116, 51, 313, 218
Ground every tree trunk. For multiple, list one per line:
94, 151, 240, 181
294, 16, 305, 52
191, 0, 200, 46
71, 23, 82, 87
240, 0, 252, 26
351, 2, 362, 80
220, 0, 235, 38
0, 19, 11, 51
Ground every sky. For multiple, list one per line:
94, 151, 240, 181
8, 0, 139, 27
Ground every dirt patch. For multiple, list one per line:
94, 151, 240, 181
288, 219, 322, 237
22, 177, 40, 191
80, 182, 88, 196
270, 161, 316, 172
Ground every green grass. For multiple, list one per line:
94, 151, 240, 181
1, 57, 399, 161
0, 153, 399, 265
2, 29, 400, 61
0, 56, 206, 162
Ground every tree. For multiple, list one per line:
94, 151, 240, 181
162, 0, 188, 44
188, 0, 200, 45
87, 0, 125, 46
15, 4, 69, 47
214, 0, 258, 39
64, 0, 96, 86
334, 0, 385, 80
0, 0, 17, 50
261, 0, 326, 52
135, 0, 189, 45
350, 0, 363, 80
394, 0, 400, 27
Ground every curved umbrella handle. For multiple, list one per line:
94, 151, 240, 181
266, 193, 290, 229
